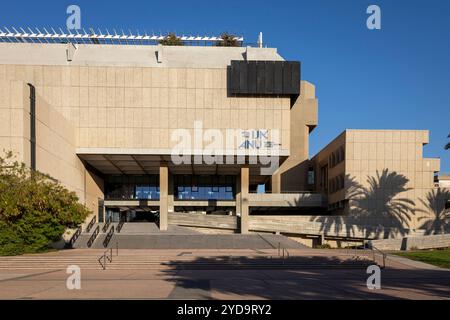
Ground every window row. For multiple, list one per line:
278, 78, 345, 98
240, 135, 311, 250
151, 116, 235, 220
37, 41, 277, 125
329, 146, 345, 168
328, 174, 345, 194
104, 175, 237, 200
106, 184, 160, 200
174, 175, 236, 200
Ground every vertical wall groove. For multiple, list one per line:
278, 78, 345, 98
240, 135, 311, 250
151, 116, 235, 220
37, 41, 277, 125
27, 83, 36, 171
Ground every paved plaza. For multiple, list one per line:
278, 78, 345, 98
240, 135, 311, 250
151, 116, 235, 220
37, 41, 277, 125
0, 248, 449, 300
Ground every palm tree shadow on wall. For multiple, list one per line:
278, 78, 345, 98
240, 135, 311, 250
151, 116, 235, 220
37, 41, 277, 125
311, 169, 416, 239
417, 188, 450, 235
353, 169, 415, 238
309, 175, 364, 238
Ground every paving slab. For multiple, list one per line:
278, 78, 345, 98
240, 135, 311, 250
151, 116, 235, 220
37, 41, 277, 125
0, 248, 449, 300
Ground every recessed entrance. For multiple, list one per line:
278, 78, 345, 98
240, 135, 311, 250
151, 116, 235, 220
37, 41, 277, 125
105, 206, 159, 223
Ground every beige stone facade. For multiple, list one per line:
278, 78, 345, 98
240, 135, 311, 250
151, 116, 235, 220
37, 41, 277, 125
0, 79, 102, 214
0, 42, 300, 233
312, 130, 441, 232
270, 81, 318, 193
0, 42, 445, 239
0, 44, 291, 157
0, 65, 291, 153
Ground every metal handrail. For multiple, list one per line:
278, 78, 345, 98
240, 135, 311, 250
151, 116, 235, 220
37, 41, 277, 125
98, 248, 113, 270
283, 248, 289, 259
362, 241, 387, 269
371, 245, 387, 269
102, 217, 112, 233
103, 226, 115, 248
86, 216, 96, 233
116, 221, 124, 233
277, 242, 290, 260
67, 226, 82, 248
344, 241, 359, 258
87, 225, 99, 248
98, 255, 105, 270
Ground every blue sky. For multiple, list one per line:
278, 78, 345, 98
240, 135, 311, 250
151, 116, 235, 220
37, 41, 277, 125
1, 0, 449, 172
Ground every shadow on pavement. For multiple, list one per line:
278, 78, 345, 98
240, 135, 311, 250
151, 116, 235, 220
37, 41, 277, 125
161, 255, 450, 300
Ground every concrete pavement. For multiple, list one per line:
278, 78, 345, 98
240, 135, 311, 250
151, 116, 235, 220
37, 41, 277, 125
0, 249, 448, 300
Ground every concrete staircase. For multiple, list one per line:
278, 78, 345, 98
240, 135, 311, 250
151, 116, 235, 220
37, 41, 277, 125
119, 222, 159, 234
72, 222, 117, 249
0, 253, 103, 270
104, 256, 374, 270
79, 233, 309, 250
0, 251, 375, 270
71, 222, 309, 250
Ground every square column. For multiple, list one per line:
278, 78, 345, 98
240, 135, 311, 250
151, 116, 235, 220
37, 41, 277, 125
270, 175, 281, 193
240, 166, 249, 234
98, 198, 105, 223
159, 163, 169, 231
235, 175, 241, 217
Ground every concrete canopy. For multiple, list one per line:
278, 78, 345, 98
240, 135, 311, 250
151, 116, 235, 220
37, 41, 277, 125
77, 153, 288, 185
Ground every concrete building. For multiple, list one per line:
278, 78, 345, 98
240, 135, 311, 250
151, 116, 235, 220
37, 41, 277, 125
0, 31, 445, 241
311, 130, 442, 234
435, 174, 450, 189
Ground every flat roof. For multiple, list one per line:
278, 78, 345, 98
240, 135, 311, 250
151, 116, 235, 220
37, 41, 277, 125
0, 42, 284, 68
311, 129, 430, 160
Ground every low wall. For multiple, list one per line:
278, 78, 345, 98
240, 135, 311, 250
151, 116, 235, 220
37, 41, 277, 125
248, 215, 385, 239
367, 238, 404, 251
168, 213, 238, 230
249, 215, 325, 236
369, 234, 450, 251
248, 193, 323, 207
170, 213, 412, 241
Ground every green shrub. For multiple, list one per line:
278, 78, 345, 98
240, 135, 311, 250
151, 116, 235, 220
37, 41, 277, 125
216, 33, 240, 47
159, 33, 184, 46
0, 152, 90, 255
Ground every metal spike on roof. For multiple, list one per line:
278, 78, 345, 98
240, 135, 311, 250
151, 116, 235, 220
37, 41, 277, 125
0, 27, 244, 46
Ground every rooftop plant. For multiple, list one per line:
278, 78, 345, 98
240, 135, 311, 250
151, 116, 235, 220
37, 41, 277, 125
216, 32, 240, 47
159, 33, 184, 46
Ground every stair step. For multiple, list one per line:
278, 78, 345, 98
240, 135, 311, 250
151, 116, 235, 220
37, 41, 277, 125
71, 232, 309, 250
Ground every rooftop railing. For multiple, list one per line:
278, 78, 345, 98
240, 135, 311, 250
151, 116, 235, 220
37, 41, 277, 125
0, 27, 247, 47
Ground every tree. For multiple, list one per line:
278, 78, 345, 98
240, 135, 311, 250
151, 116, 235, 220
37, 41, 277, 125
216, 32, 240, 47
159, 33, 184, 46
0, 152, 90, 255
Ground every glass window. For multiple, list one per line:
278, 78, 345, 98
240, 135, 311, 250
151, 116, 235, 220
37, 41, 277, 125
105, 175, 160, 200
174, 175, 236, 200
308, 169, 315, 185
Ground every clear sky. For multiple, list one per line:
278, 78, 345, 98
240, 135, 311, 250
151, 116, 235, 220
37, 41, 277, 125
1, 0, 449, 172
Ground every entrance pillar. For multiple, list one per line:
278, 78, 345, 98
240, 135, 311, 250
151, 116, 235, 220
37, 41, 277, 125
236, 175, 241, 218
159, 163, 169, 231
168, 172, 174, 218
240, 166, 249, 234
98, 198, 105, 223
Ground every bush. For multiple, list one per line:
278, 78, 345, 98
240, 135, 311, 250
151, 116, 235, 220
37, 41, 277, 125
216, 32, 240, 47
0, 152, 90, 255
159, 33, 184, 46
